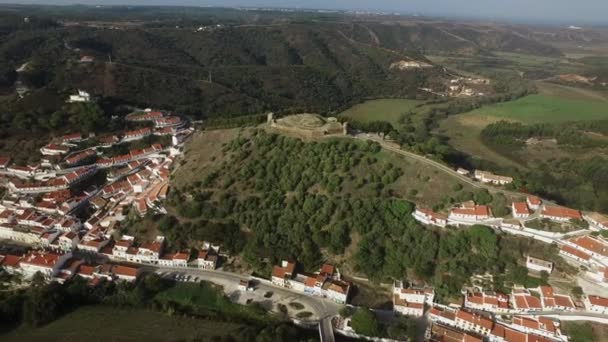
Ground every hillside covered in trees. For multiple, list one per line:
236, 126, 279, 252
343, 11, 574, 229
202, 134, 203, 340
163, 130, 568, 301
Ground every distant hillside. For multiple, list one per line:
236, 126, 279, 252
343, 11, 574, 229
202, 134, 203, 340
346, 22, 563, 57
0, 20, 449, 119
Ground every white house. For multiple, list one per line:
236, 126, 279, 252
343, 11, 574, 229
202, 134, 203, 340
40, 143, 70, 156
454, 309, 494, 336
457, 168, 470, 176
583, 295, 608, 314
19, 251, 72, 280
512, 202, 530, 219
68, 90, 91, 103
584, 212, 608, 230
58, 231, 80, 251
465, 291, 510, 313
511, 316, 560, 340
194, 249, 218, 270
449, 201, 491, 222
525, 256, 553, 274
159, 252, 189, 268
392, 280, 434, 317
112, 237, 135, 260
474, 170, 513, 185
541, 205, 582, 222
413, 208, 448, 227
537, 286, 575, 311
559, 245, 591, 264
526, 196, 542, 211
568, 235, 608, 263
271, 260, 296, 287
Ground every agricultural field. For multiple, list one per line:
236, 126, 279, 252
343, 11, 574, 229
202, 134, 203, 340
338, 98, 424, 126
2, 306, 245, 342
437, 81, 608, 169
465, 93, 608, 124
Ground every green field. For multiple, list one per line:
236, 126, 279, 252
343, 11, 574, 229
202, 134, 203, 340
338, 99, 424, 125
2, 306, 245, 342
469, 94, 608, 123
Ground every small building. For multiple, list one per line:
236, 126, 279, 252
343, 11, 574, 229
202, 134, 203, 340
40, 144, 70, 156
194, 250, 218, 270
271, 260, 296, 288
454, 309, 494, 336
159, 252, 189, 268
584, 212, 608, 231
511, 289, 543, 312
525, 256, 553, 274
568, 235, 608, 262
583, 295, 608, 314
526, 196, 542, 211
464, 291, 510, 313
79, 55, 95, 63
456, 168, 470, 176
413, 208, 448, 227
392, 280, 434, 317
428, 323, 482, 342
537, 285, 575, 311
19, 251, 72, 280
541, 205, 582, 222
511, 316, 560, 339
512, 202, 530, 219
559, 245, 591, 264
449, 201, 491, 222
68, 90, 91, 103
474, 170, 513, 185
325, 280, 350, 304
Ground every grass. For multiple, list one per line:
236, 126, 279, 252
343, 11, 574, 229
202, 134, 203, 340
1, 305, 245, 342
436, 82, 608, 169
288, 302, 305, 310
338, 99, 424, 126
154, 281, 270, 322
466, 94, 608, 124
437, 112, 525, 169
525, 219, 587, 233
563, 322, 608, 342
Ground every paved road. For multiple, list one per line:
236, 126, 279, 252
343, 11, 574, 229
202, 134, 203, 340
319, 317, 335, 342
145, 265, 342, 320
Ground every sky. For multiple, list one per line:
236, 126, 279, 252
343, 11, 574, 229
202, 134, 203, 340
2, 0, 607, 25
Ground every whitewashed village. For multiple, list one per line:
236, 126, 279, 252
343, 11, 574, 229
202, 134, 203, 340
0, 92, 608, 341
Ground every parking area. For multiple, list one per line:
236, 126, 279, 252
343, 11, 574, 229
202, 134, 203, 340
153, 270, 321, 320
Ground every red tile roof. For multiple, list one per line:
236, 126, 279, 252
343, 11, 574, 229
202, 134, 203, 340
0, 254, 22, 267
321, 263, 334, 276
570, 236, 608, 257
527, 195, 541, 206
512, 202, 529, 215
560, 245, 591, 261
542, 205, 581, 220
0, 156, 10, 167
111, 265, 139, 277
456, 310, 493, 330
588, 295, 608, 308
21, 251, 62, 268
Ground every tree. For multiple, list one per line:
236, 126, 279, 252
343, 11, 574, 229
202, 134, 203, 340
350, 307, 380, 337
571, 286, 584, 299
